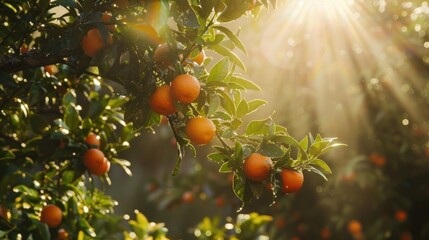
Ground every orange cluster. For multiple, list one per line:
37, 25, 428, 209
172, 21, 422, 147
83, 133, 110, 176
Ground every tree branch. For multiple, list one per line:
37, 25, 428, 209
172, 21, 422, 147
0, 48, 79, 73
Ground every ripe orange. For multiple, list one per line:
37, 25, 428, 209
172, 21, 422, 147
320, 227, 332, 239
83, 149, 105, 173
215, 196, 225, 207
192, 50, 205, 65
182, 191, 194, 203
171, 74, 200, 103
20, 45, 29, 54
0, 206, 9, 221
41, 204, 63, 228
89, 158, 110, 176
368, 153, 386, 167
56, 229, 69, 240
149, 85, 177, 115
153, 43, 175, 68
275, 217, 286, 228
81, 28, 113, 58
243, 153, 272, 182
280, 168, 304, 193
44, 65, 59, 75
185, 117, 216, 145
102, 12, 115, 32
85, 133, 101, 148
400, 231, 412, 240
347, 219, 362, 236
395, 210, 408, 222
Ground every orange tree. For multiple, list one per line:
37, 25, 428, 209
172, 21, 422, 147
0, 0, 343, 239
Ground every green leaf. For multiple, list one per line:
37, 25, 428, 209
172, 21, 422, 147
0, 150, 15, 161
219, 162, 232, 173
207, 57, 229, 82
247, 99, 267, 113
216, 90, 236, 115
232, 174, 245, 201
246, 118, 270, 135
207, 152, 228, 164
211, 44, 246, 70
299, 135, 309, 151
64, 104, 80, 131
62, 90, 76, 105
236, 99, 249, 118
257, 143, 284, 158
212, 26, 247, 55
108, 96, 129, 108
86, 96, 109, 119
136, 212, 149, 230
207, 93, 220, 117
228, 76, 261, 91
311, 159, 332, 174
309, 140, 332, 156
79, 218, 96, 237
305, 166, 328, 181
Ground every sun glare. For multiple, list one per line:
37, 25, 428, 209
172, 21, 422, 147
248, 0, 429, 154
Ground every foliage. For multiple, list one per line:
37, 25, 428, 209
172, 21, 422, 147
194, 212, 272, 240
0, 0, 342, 239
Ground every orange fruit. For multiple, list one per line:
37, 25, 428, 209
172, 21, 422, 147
171, 74, 200, 103
215, 196, 225, 207
83, 148, 105, 173
81, 28, 113, 57
185, 117, 216, 145
368, 153, 386, 167
192, 50, 205, 65
280, 168, 304, 193
275, 217, 286, 228
20, 45, 29, 54
182, 191, 194, 203
41, 204, 63, 228
0, 206, 9, 221
342, 171, 356, 183
243, 153, 272, 182
347, 219, 362, 236
56, 229, 69, 240
102, 12, 115, 32
149, 85, 177, 115
44, 65, 59, 75
400, 231, 412, 240
320, 227, 332, 239
395, 210, 408, 222
153, 43, 175, 68
85, 133, 101, 148
89, 158, 110, 176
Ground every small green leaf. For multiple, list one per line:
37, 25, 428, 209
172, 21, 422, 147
233, 174, 245, 201
236, 99, 249, 118
228, 76, 261, 91
0, 150, 15, 161
257, 143, 284, 158
79, 218, 96, 237
207, 57, 229, 82
246, 118, 270, 135
64, 104, 80, 130
211, 44, 246, 70
212, 26, 247, 55
219, 162, 232, 173
299, 136, 309, 151
207, 152, 228, 164
311, 159, 332, 174
62, 90, 76, 105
